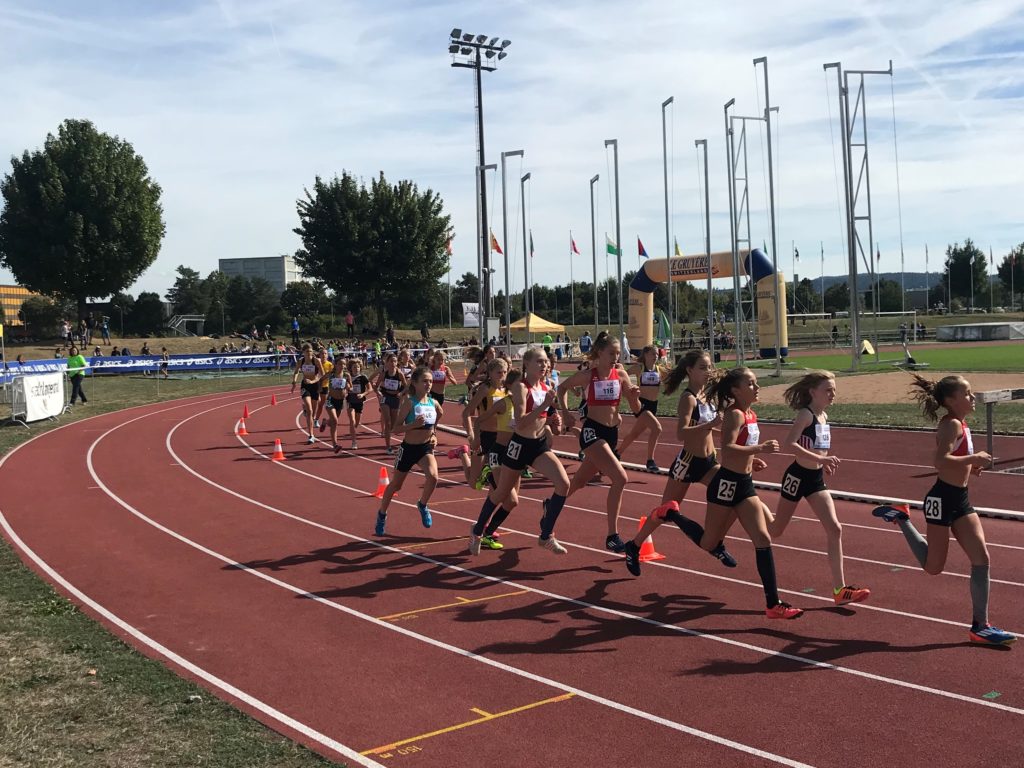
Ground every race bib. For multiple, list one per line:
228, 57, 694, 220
301, 364, 315, 374
640, 370, 660, 386
593, 378, 621, 401
414, 403, 437, 426
717, 479, 737, 501
330, 377, 347, 390
697, 403, 717, 424
924, 496, 943, 521
814, 423, 832, 450
745, 423, 760, 446
963, 426, 974, 455
432, 369, 447, 381
782, 473, 801, 497
383, 378, 400, 392
352, 382, 363, 394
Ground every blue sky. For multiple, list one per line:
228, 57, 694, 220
1, 0, 1022, 300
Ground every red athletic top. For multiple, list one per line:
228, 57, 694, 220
947, 417, 974, 456
524, 379, 550, 419
733, 407, 760, 447
586, 367, 622, 407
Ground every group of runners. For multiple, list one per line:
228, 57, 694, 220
287, 336, 1016, 646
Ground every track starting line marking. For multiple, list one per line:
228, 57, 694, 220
377, 590, 529, 622
361, 693, 575, 756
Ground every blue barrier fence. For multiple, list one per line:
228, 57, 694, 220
1, 353, 300, 385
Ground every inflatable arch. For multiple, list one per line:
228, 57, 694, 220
627, 247, 788, 359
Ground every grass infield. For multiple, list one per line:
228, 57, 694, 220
746, 342, 1024, 374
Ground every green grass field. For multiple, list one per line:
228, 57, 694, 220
746, 342, 1024, 374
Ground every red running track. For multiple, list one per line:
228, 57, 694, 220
1, 384, 1023, 768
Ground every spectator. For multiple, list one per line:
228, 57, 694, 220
831, 324, 839, 346
579, 331, 592, 355
101, 317, 111, 345
263, 324, 272, 341
121, 346, 132, 356
85, 314, 95, 345
111, 346, 121, 356
386, 325, 396, 347
67, 346, 88, 405
93, 346, 101, 357
346, 310, 355, 338
160, 347, 170, 379
291, 316, 300, 345
420, 320, 430, 342
541, 331, 553, 358
140, 342, 151, 355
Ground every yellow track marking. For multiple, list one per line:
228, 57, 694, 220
376, 590, 528, 622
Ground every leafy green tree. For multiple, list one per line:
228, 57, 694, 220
129, 292, 165, 335
225, 276, 278, 331
793, 277, 824, 314
943, 239, 988, 308
166, 265, 209, 315
823, 282, 849, 314
0, 119, 165, 317
20, 295, 66, 338
108, 292, 135, 337
294, 171, 451, 329
863, 278, 904, 312
280, 281, 322, 319
202, 270, 230, 330
996, 243, 1023, 310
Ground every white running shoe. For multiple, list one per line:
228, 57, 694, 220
350, 440, 358, 450
306, 435, 315, 445
468, 527, 482, 555
314, 419, 320, 429
539, 536, 567, 555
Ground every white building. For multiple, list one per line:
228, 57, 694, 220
218, 255, 304, 294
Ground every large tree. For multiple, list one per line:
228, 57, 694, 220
294, 171, 451, 329
129, 291, 165, 335
166, 265, 209, 315
280, 280, 322, 319
943, 239, 988, 308
996, 243, 1023, 310
0, 119, 165, 317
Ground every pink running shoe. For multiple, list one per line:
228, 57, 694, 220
446, 444, 470, 460
766, 602, 804, 620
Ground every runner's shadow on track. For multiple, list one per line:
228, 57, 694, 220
677, 628, 964, 677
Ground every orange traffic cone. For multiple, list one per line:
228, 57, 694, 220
270, 393, 278, 406
636, 516, 666, 562
271, 439, 286, 461
242, 404, 250, 419
373, 466, 391, 499
237, 418, 249, 436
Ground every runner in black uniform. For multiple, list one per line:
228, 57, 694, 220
290, 343, 325, 445
346, 358, 370, 450
371, 353, 407, 455
616, 344, 665, 471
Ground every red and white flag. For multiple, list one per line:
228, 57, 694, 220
571, 235, 580, 255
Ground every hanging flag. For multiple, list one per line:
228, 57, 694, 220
446, 239, 453, 255
529, 230, 535, 258
490, 229, 503, 255
674, 239, 682, 257
654, 309, 671, 346
970, 251, 976, 265
571, 236, 580, 255
876, 246, 881, 262
638, 237, 649, 259
606, 235, 619, 255
794, 247, 800, 262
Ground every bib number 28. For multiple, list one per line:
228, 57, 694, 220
924, 496, 943, 521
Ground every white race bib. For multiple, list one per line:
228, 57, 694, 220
384, 378, 400, 392
431, 369, 447, 382
697, 403, 717, 425
745, 422, 760, 447
640, 370, 660, 386
301, 364, 315, 374
414, 403, 437, 426
593, 378, 621, 401
330, 377, 348, 390
964, 426, 974, 455
814, 423, 831, 450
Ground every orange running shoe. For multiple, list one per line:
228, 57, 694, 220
766, 602, 804, 620
834, 585, 871, 605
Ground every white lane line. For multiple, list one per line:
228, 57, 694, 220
287, 411, 1023, 629
88, 405, 818, 768
0, 390, 382, 768
173, 401, 1023, 717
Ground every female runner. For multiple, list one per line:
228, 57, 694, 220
346, 358, 370, 450
371, 353, 407, 454
767, 371, 870, 606
470, 349, 570, 555
290, 343, 325, 444
374, 367, 441, 536
428, 349, 460, 405
873, 375, 1014, 645
557, 336, 640, 551
616, 344, 665, 471
323, 363, 350, 452
314, 347, 334, 431
622, 350, 736, 575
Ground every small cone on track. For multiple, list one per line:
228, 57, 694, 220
242, 404, 250, 419
636, 516, 666, 562
270, 393, 278, 406
271, 439, 286, 461
237, 418, 249, 437
373, 466, 391, 499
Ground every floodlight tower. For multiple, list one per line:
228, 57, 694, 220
448, 29, 511, 342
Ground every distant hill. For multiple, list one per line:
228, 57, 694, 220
795, 272, 943, 291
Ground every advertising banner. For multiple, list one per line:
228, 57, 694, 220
22, 372, 65, 422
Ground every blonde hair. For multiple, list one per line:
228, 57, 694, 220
783, 370, 835, 410
910, 374, 968, 421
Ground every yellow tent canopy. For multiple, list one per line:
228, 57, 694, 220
503, 312, 565, 334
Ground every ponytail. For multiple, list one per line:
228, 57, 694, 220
783, 370, 835, 411
706, 366, 751, 411
909, 373, 966, 422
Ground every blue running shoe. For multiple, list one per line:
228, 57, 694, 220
872, 504, 910, 524
969, 624, 1016, 646
374, 512, 387, 536
710, 541, 738, 568
417, 501, 433, 528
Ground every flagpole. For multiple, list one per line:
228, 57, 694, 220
590, 175, 600, 335
989, 246, 994, 313
820, 241, 825, 311
970, 250, 975, 312
925, 243, 929, 309
447, 266, 452, 330
900, 241, 906, 314
569, 231, 575, 329
662, 96, 674, 358
605, 232, 611, 325
792, 240, 797, 314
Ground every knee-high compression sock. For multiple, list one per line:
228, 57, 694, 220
473, 498, 497, 536
484, 506, 511, 537
755, 547, 780, 608
970, 565, 990, 628
665, 509, 706, 548
897, 519, 929, 568
540, 494, 567, 540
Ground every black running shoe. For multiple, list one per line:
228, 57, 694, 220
623, 540, 642, 576
605, 533, 626, 553
645, 459, 659, 472
710, 541, 737, 568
